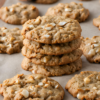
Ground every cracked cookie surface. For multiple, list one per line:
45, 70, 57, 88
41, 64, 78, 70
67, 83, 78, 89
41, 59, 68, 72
0, 3, 39, 25
80, 36, 100, 63
46, 2, 89, 22
65, 71, 100, 100
21, 57, 82, 76
22, 47, 82, 66
23, 38, 81, 55
0, 74, 64, 100
22, 16, 81, 44
0, 27, 23, 54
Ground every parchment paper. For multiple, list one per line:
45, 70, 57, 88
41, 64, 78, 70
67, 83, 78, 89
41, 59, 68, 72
0, 0, 100, 100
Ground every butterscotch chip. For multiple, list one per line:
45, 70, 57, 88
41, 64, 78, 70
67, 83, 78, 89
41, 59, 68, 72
0, 27, 23, 54
80, 36, 100, 63
0, 3, 39, 25
93, 16, 100, 30
23, 38, 81, 55
0, 74, 64, 100
22, 47, 82, 66
21, 16, 81, 44
20, 0, 58, 4
46, 2, 89, 22
21, 57, 82, 76
65, 71, 100, 100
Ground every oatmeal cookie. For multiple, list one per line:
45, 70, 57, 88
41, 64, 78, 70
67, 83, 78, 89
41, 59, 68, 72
22, 16, 81, 44
21, 57, 82, 76
65, 71, 100, 100
0, 74, 64, 100
23, 38, 81, 55
22, 48, 82, 66
46, 2, 89, 22
0, 3, 39, 25
80, 36, 100, 63
0, 27, 23, 54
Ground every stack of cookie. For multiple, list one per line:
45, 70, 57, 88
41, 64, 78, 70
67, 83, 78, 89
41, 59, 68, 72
21, 16, 83, 76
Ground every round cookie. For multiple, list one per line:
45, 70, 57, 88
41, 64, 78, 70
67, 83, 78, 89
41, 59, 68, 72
22, 16, 81, 44
23, 38, 81, 55
80, 36, 100, 63
46, 2, 89, 22
22, 47, 83, 66
65, 71, 100, 100
93, 16, 100, 30
0, 74, 64, 100
0, 27, 23, 54
21, 57, 82, 76
20, 0, 58, 4
0, 3, 39, 25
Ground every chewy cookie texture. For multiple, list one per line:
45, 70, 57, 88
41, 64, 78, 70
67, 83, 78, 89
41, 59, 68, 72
0, 74, 64, 100
21, 15, 82, 76
22, 47, 82, 66
80, 36, 100, 63
65, 71, 100, 100
46, 2, 89, 22
21, 16, 81, 44
22, 58, 82, 76
0, 27, 23, 54
0, 3, 39, 25
23, 38, 81, 55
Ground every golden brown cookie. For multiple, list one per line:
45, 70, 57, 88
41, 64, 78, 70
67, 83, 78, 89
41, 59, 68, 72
0, 74, 64, 100
21, 57, 82, 76
22, 16, 81, 44
80, 36, 100, 63
46, 2, 89, 22
65, 71, 100, 100
0, 27, 23, 54
23, 38, 81, 55
0, 3, 39, 25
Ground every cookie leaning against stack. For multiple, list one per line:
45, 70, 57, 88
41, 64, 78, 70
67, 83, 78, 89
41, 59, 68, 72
21, 16, 83, 76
